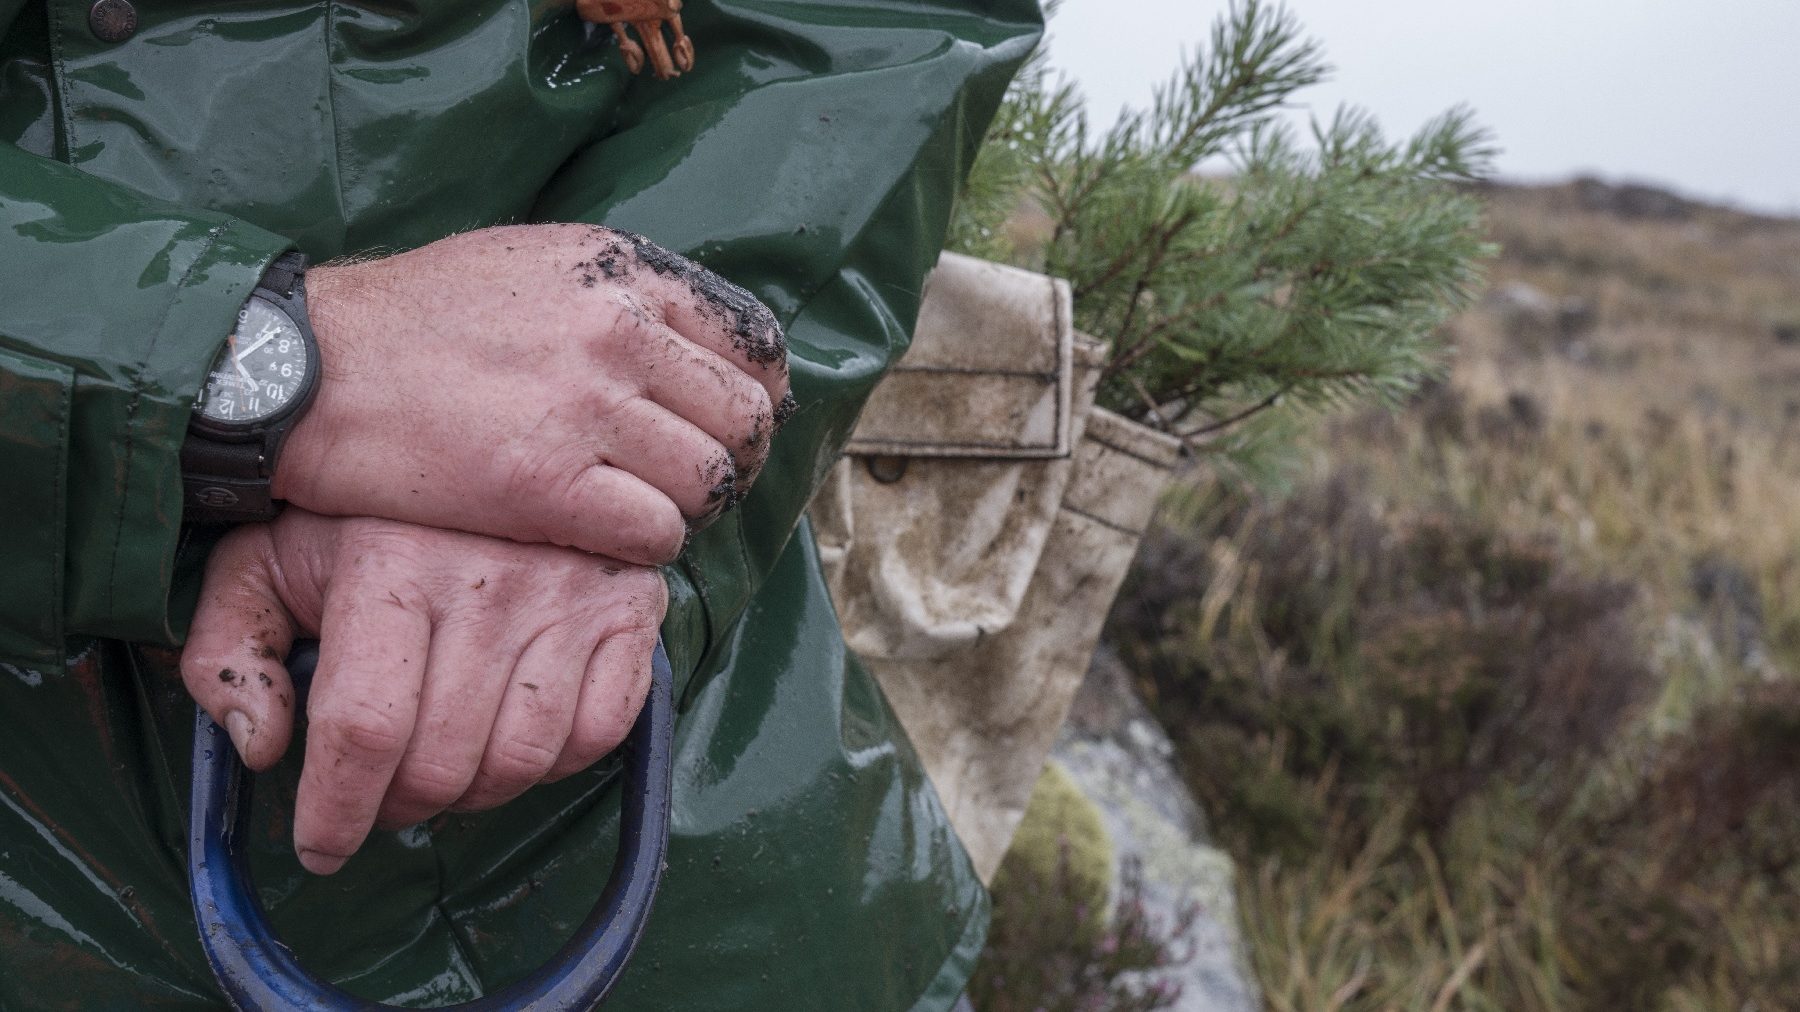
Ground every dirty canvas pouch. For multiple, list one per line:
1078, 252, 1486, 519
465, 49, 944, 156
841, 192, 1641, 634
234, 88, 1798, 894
813, 253, 1182, 879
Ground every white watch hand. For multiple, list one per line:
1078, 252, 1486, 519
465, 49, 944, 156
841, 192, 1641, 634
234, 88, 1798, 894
233, 356, 257, 389
237, 332, 276, 360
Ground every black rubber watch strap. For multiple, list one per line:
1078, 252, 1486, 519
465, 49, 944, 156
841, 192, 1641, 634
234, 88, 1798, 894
182, 476, 280, 524
181, 438, 278, 524
259, 251, 305, 299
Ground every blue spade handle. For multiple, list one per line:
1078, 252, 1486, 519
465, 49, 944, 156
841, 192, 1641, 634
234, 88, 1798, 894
188, 638, 675, 1010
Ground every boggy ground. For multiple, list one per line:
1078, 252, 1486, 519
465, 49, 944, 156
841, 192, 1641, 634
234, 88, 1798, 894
1104, 180, 1800, 1011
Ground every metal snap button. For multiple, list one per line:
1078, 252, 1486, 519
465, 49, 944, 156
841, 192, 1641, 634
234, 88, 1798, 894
865, 456, 910, 484
88, 0, 138, 43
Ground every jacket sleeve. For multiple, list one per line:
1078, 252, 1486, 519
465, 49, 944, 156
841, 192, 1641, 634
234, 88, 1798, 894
531, 0, 1042, 672
0, 142, 291, 669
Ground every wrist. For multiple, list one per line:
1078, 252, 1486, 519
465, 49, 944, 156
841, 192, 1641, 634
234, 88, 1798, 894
265, 262, 361, 503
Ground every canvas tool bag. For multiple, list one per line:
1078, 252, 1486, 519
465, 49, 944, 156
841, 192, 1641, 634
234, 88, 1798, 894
811, 252, 1182, 881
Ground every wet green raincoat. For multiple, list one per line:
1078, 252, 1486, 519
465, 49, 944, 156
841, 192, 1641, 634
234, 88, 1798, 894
0, 0, 1041, 1005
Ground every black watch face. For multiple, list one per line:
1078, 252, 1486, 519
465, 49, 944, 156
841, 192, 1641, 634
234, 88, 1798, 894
197, 296, 311, 426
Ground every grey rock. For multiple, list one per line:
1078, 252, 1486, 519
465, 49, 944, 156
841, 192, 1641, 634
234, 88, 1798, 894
1055, 649, 1260, 1012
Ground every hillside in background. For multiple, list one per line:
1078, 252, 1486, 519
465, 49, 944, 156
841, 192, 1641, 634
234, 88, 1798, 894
1105, 178, 1800, 1009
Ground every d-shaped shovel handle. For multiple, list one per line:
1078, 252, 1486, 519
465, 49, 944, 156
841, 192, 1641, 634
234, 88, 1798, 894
188, 638, 675, 1010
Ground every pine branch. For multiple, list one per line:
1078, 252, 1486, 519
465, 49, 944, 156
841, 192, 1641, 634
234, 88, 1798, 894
1179, 384, 1291, 440
945, 1, 1495, 480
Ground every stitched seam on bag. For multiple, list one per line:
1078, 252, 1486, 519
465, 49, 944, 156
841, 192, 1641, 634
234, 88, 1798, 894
1087, 433, 1179, 469
1059, 503, 1141, 538
107, 223, 229, 616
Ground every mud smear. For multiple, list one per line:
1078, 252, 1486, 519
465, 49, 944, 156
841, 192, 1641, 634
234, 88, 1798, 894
773, 391, 798, 431
580, 227, 789, 368
700, 450, 741, 514
571, 245, 628, 288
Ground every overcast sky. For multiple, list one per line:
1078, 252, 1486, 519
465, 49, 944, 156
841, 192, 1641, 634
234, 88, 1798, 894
1054, 0, 1800, 215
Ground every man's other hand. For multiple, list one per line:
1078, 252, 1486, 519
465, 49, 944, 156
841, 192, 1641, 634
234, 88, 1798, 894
179, 509, 667, 876
275, 224, 792, 567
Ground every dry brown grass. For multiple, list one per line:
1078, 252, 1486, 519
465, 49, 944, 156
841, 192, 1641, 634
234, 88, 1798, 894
1442, 182, 1800, 699
1113, 180, 1800, 1010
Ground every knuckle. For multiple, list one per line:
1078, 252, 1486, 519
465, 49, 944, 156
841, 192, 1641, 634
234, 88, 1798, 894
604, 490, 685, 565
313, 699, 412, 765
620, 574, 668, 626
481, 736, 561, 787
503, 440, 589, 504
391, 753, 476, 809
338, 522, 426, 560
504, 446, 615, 545
593, 295, 660, 351
336, 534, 434, 588
736, 383, 775, 441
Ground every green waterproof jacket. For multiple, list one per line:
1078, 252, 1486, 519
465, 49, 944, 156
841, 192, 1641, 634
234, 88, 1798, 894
0, 0, 1040, 1006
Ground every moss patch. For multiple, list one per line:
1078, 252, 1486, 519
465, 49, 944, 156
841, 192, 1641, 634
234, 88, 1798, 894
991, 760, 1114, 927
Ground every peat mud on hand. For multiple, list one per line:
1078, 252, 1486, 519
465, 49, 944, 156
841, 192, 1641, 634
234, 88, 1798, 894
682, 450, 744, 537
773, 391, 798, 431
582, 226, 789, 368
686, 273, 787, 368
571, 249, 626, 288
700, 450, 742, 516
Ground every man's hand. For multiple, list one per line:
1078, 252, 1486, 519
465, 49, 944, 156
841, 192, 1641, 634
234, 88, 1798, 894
179, 509, 668, 876
275, 224, 792, 567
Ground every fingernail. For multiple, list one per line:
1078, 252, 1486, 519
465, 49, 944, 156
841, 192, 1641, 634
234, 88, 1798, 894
224, 711, 254, 757
297, 848, 347, 876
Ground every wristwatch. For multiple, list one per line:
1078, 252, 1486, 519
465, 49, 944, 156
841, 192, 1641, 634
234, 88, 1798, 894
181, 251, 321, 524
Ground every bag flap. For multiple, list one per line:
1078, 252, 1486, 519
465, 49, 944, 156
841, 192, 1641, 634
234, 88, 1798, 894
845, 251, 1076, 459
